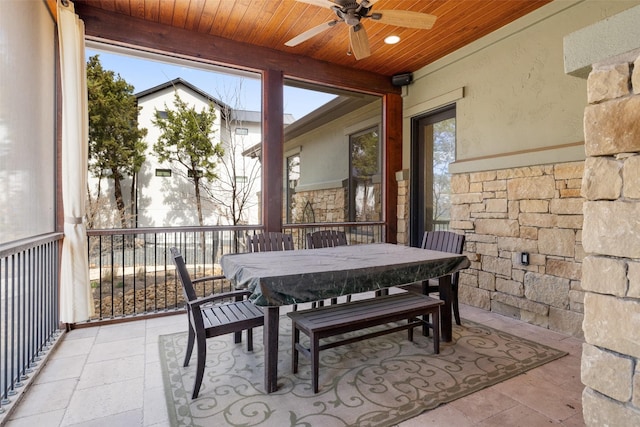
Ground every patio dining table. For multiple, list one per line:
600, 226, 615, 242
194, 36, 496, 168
220, 242, 470, 393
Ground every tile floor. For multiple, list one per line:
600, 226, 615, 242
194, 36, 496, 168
2, 301, 585, 427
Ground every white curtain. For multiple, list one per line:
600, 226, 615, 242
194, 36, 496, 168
58, 0, 93, 323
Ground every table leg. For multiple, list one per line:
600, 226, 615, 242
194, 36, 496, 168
264, 306, 280, 393
438, 275, 453, 342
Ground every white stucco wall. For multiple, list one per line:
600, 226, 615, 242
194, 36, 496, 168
98, 82, 263, 227
402, 0, 640, 174
137, 86, 215, 226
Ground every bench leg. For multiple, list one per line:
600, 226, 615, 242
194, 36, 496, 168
247, 328, 253, 352
311, 334, 320, 393
422, 313, 430, 337
408, 318, 414, 342
292, 325, 300, 374
432, 308, 440, 354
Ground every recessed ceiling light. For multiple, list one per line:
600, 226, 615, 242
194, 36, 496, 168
384, 35, 401, 45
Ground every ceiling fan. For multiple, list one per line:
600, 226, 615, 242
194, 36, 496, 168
285, 0, 437, 60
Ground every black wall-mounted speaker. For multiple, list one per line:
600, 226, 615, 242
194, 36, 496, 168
391, 72, 413, 86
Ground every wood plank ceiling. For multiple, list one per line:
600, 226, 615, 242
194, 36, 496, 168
73, 0, 552, 77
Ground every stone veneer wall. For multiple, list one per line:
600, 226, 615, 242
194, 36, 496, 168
449, 162, 586, 338
290, 188, 348, 223
291, 183, 383, 224
396, 176, 409, 245
579, 57, 640, 425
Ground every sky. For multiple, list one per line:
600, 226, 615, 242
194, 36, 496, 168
86, 47, 336, 121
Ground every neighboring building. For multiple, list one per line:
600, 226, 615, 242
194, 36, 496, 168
89, 78, 295, 227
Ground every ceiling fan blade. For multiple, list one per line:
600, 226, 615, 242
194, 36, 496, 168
285, 20, 339, 47
372, 10, 437, 30
349, 25, 371, 60
294, 0, 337, 9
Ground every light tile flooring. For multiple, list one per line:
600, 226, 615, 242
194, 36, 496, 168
2, 302, 585, 427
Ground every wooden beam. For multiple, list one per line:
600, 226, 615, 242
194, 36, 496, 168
383, 93, 402, 243
262, 70, 284, 233
45, 0, 57, 22
75, 4, 400, 96
75, 3, 403, 238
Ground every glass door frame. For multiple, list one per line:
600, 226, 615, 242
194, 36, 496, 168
409, 105, 456, 247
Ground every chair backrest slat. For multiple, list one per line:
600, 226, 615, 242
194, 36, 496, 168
306, 230, 348, 249
421, 231, 464, 253
246, 232, 294, 253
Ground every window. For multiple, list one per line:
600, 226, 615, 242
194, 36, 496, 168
188, 169, 203, 178
155, 169, 172, 177
157, 111, 168, 119
282, 79, 382, 225
235, 127, 249, 135
286, 154, 300, 223
349, 126, 380, 222
235, 175, 248, 184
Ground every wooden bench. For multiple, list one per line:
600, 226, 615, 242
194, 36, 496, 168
287, 292, 443, 393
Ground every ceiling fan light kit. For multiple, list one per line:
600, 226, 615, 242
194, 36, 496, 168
287, 0, 437, 60
384, 35, 400, 44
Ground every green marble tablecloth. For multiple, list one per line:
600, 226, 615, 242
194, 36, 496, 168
220, 243, 470, 307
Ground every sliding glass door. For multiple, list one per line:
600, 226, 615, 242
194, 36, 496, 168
410, 106, 456, 246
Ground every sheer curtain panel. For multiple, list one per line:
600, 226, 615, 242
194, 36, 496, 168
58, 0, 93, 323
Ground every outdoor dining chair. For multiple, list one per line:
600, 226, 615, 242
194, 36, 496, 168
170, 247, 264, 399
245, 232, 302, 309
306, 230, 351, 305
246, 231, 294, 252
413, 230, 466, 325
306, 230, 348, 249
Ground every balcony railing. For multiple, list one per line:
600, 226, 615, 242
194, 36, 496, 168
0, 233, 63, 414
86, 222, 384, 321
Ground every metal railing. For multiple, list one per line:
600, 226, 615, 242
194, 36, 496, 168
86, 225, 262, 320
282, 221, 384, 248
0, 233, 63, 414
86, 222, 385, 321
432, 220, 450, 231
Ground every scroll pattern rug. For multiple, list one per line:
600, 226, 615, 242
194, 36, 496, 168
159, 318, 566, 427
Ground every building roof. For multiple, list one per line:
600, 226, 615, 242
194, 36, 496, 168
136, 78, 296, 125
135, 77, 230, 111
231, 110, 295, 125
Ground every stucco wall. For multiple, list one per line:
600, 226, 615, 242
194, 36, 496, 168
401, 0, 640, 174
284, 100, 381, 191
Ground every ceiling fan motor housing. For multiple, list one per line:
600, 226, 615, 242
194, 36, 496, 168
332, 1, 372, 26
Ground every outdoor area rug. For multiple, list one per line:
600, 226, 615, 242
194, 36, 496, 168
159, 317, 567, 427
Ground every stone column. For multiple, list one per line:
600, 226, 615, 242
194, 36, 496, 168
580, 57, 640, 425
396, 170, 409, 245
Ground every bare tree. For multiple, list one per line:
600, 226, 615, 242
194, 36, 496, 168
202, 81, 261, 225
